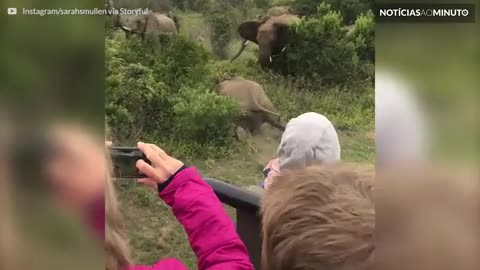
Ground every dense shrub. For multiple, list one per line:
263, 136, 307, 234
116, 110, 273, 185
291, 0, 373, 25
113, 0, 151, 9
105, 15, 116, 38
149, 0, 172, 11
105, 38, 172, 142
253, 0, 271, 8
271, 3, 374, 86
349, 10, 375, 62
172, 0, 213, 11
150, 35, 211, 89
271, 0, 295, 6
173, 87, 240, 144
105, 35, 240, 158
207, 11, 234, 59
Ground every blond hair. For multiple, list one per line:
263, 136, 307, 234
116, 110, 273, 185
261, 164, 375, 270
105, 144, 131, 270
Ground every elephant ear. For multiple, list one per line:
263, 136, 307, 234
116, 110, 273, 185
136, 14, 149, 33
238, 20, 262, 44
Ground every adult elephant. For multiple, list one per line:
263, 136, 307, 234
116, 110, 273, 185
117, 11, 178, 40
217, 77, 285, 136
231, 14, 301, 68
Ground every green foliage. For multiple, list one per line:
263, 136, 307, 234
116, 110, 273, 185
271, 3, 374, 86
271, 0, 295, 6
105, 38, 170, 141
172, 0, 213, 11
105, 35, 240, 158
207, 59, 266, 84
148, 0, 172, 11
151, 35, 211, 89
207, 11, 235, 59
253, 0, 271, 8
105, 15, 116, 38
173, 87, 240, 143
349, 10, 375, 62
246, 72, 374, 132
292, 0, 373, 25
114, 0, 151, 9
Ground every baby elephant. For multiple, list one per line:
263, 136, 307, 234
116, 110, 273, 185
218, 77, 285, 136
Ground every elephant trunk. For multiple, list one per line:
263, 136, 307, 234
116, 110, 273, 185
258, 45, 273, 68
231, 39, 249, 62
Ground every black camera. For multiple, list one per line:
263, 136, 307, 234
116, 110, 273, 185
109, 147, 151, 178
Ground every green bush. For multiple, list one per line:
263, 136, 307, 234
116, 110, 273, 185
349, 10, 375, 62
105, 15, 116, 38
292, 0, 373, 25
253, 0, 271, 8
207, 59, 266, 84
105, 38, 171, 142
272, 3, 373, 86
113, 0, 151, 9
207, 11, 234, 59
271, 0, 295, 6
105, 35, 240, 158
151, 35, 211, 89
173, 87, 240, 144
173, 0, 213, 11
149, 0, 172, 11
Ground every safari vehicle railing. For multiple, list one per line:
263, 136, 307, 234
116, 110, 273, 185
204, 178, 262, 270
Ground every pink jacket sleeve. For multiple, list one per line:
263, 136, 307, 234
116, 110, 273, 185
157, 167, 254, 270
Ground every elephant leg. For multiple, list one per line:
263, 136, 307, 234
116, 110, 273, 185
248, 112, 264, 134
234, 115, 254, 137
265, 113, 285, 131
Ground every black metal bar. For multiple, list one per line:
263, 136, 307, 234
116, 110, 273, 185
204, 178, 261, 211
204, 178, 262, 269
237, 208, 262, 269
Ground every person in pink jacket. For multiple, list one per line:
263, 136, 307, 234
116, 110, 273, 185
45, 126, 253, 270
127, 142, 254, 270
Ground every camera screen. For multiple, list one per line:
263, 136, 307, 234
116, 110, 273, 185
110, 147, 147, 179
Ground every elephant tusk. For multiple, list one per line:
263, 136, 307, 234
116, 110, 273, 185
281, 46, 287, 52
269, 56, 273, 63
120, 25, 133, 32
243, 40, 250, 45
